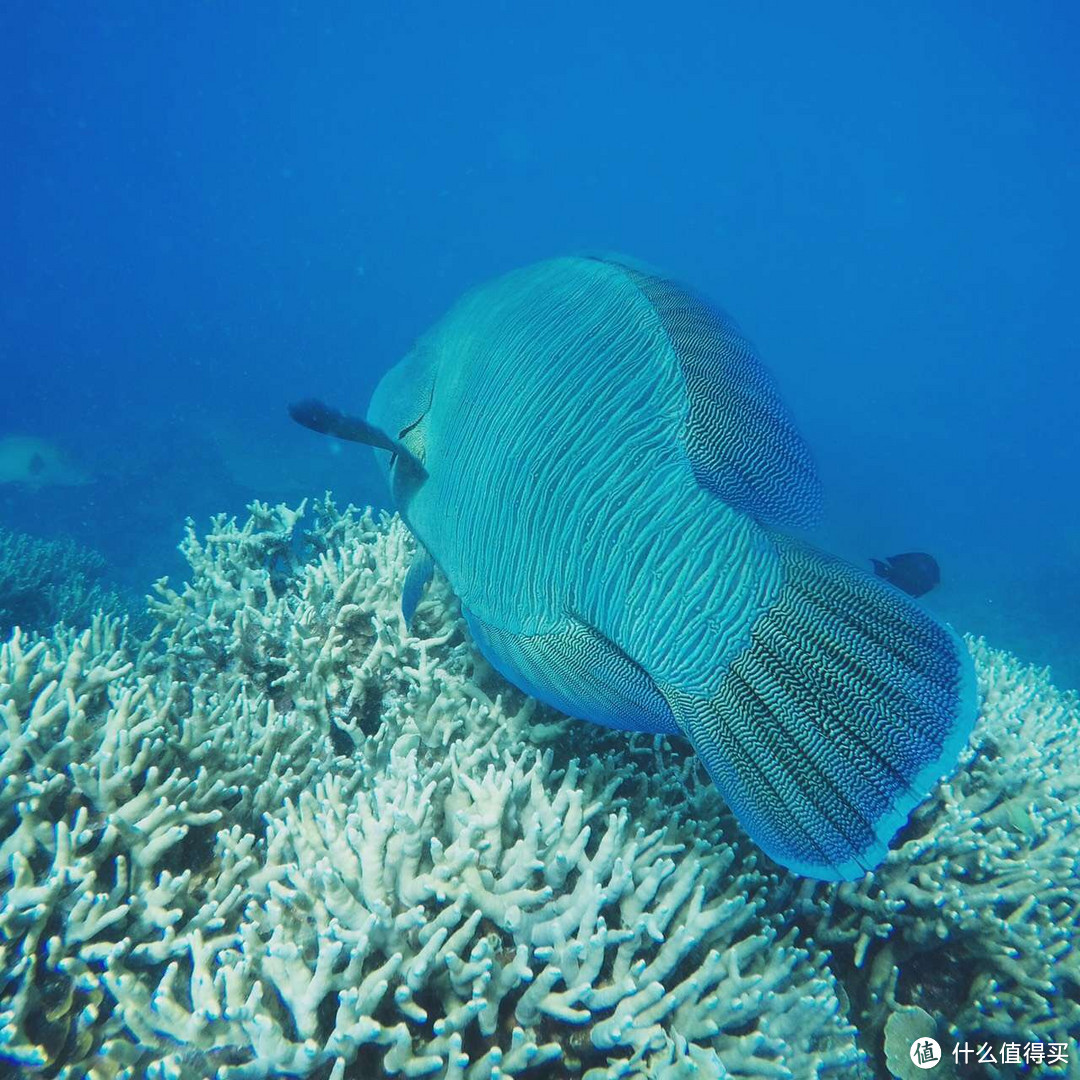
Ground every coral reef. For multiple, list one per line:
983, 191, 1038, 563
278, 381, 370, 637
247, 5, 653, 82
0, 500, 862, 1079
0, 524, 127, 638
2, 497, 1077, 1078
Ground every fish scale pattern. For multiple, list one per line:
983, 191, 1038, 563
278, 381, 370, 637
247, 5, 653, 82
386, 259, 781, 685
427, 262, 687, 637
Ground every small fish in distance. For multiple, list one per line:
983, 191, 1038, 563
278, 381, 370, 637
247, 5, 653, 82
871, 552, 941, 598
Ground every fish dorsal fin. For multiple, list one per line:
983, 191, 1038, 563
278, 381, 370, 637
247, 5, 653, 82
288, 398, 428, 479
593, 257, 822, 528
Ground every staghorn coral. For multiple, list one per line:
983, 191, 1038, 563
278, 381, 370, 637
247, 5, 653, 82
0, 499, 863, 1079
797, 641, 1080, 1075
4, 497, 1078, 1079
0, 524, 128, 638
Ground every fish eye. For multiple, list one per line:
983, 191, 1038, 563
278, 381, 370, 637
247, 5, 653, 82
398, 413, 425, 440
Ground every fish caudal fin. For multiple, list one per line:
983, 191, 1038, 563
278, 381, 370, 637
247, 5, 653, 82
665, 535, 976, 881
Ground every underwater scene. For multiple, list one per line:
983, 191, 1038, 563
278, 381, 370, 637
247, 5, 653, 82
2, 3, 1078, 1079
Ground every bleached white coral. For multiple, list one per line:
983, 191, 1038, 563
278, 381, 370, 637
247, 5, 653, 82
0, 525, 126, 637
0, 500, 862, 1079
798, 639, 1080, 1068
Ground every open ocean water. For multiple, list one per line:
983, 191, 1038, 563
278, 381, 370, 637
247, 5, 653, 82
1, 4, 1078, 1079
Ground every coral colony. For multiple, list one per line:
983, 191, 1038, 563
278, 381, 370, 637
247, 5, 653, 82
1, 499, 1078, 1078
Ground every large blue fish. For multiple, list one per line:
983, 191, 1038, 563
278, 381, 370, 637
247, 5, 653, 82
291, 255, 976, 881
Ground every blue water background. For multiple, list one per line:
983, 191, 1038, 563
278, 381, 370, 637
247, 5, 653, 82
2, 2, 1077, 686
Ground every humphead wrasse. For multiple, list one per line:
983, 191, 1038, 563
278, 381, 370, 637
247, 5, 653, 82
292, 255, 976, 881
0, 436, 91, 490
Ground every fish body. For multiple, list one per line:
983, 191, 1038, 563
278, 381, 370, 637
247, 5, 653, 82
872, 552, 941, 598
0, 436, 90, 490
374, 259, 786, 703
299, 255, 977, 880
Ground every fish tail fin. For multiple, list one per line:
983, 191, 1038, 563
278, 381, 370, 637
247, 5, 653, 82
665, 535, 976, 881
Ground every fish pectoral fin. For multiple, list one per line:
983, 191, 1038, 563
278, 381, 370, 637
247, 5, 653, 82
462, 608, 677, 735
663, 533, 975, 882
288, 398, 427, 478
402, 545, 435, 623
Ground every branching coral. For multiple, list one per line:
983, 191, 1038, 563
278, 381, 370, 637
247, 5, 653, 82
0, 500, 862, 1079
3, 497, 1077, 1079
0, 525, 127, 637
